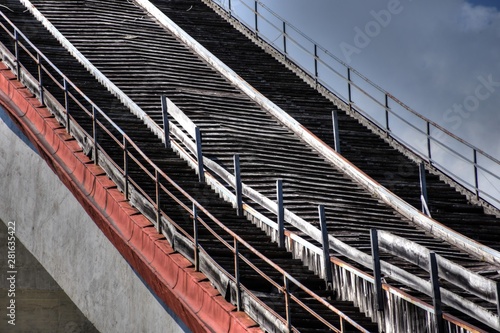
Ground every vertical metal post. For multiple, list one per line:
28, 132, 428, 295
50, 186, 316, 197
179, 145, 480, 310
195, 127, 205, 183
314, 44, 318, 83
254, 0, 258, 35
283, 22, 287, 57
473, 149, 479, 199
419, 163, 431, 217
319, 205, 333, 290
37, 53, 44, 106
427, 122, 432, 161
92, 106, 98, 165
155, 169, 162, 234
234, 154, 243, 216
385, 94, 390, 132
429, 252, 444, 333
277, 179, 285, 248
14, 29, 20, 79
123, 138, 129, 200
161, 95, 170, 149
496, 281, 500, 324
228, 0, 232, 16
193, 203, 199, 271
347, 67, 352, 111
284, 275, 292, 331
64, 79, 70, 133
234, 238, 242, 311
332, 110, 341, 153
370, 229, 384, 311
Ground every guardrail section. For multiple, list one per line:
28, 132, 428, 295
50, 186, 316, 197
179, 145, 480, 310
0, 11, 373, 333
165, 96, 491, 332
205, 0, 500, 209
1, 6, 493, 333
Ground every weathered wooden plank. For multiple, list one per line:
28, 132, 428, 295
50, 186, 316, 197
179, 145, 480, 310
132, 0, 500, 268
166, 97, 197, 139
379, 230, 497, 303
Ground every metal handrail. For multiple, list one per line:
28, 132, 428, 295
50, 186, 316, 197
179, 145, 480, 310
2, 6, 491, 332
0, 12, 371, 333
166, 88, 499, 332
207, 0, 500, 208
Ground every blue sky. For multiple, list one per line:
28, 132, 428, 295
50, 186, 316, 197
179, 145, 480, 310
468, 0, 500, 9
252, 0, 500, 161
221, 0, 500, 202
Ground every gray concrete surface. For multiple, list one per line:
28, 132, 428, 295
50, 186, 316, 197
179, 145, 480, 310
0, 221, 99, 333
0, 105, 190, 333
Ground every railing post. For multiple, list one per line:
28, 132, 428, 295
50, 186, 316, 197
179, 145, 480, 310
161, 95, 170, 149
427, 122, 432, 161
496, 281, 500, 325
155, 169, 162, 234
473, 149, 479, 199
123, 138, 129, 200
228, 0, 232, 16
370, 229, 384, 311
332, 110, 341, 153
314, 44, 318, 84
92, 106, 98, 165
284, 275, 292, 331
318, 205, 333, 290
193, 203, 199, 271
36, 53, 44, 106
496, 282, 500, 327
419, 163, 431, 217
195, 127, 205, 183
283, 21, 287, 58
14, 29, 20, 79
64, 79, 70, 133
385, 94, 390, 132
347, 67, 352, 111
254, 0, 258, 35
234, 238, 242, 311
277, 179, 285, 248
429, 252, 444, 333
234, 154, 243, 216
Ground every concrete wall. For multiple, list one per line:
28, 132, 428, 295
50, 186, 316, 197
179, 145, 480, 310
0, 221, 99, 333
0, 105, 190, 333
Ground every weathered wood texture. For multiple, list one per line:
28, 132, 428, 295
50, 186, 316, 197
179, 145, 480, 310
5, 0, 500, 331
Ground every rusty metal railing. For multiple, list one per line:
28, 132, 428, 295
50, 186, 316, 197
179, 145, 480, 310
0, 11, 373, 333
165, 96, 495, 332
205, 0, 500, 210
2, 6, 493, 332
3, 4, 494, 332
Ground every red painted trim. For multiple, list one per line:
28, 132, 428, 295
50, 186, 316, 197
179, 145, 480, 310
0, 63, 262, 333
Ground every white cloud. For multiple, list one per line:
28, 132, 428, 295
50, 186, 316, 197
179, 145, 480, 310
459, 2, 500, 32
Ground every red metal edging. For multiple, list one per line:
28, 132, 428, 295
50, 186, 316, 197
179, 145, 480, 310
0, 62, 262, 333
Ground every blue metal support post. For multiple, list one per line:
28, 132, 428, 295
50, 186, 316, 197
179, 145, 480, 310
234, 154, 243, 216
161, 95, 170, 149
370, 229, 384, 311
332, 110, 341, 153
277, 179, 285, 248
429, 252, 444, 333
319, 205, 333, 290
419, 163, 431, 217
195, 127, 205, 183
